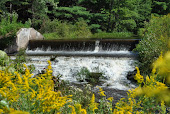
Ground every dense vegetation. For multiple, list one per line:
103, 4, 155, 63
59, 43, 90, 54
0, 0, 170, 113
134, 14, 170, 74
0, 0, 169, 38
0, 49, 170, 113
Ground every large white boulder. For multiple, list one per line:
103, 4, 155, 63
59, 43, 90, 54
16, 28, 44, 51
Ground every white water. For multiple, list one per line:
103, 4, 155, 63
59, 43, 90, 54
14, 40, 138, 90
25, 56, 136, 90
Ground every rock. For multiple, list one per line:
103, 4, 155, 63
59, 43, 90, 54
127, 70, 137, 83
16, 28, 44, 51
4, 28, 44, 54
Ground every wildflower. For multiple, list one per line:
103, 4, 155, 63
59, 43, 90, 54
14, 72, 22, 84
134, 67, 144, 84
81, 109, 87, 114
0, 109, 3, 113
98, 87, 106, 96
152, 65, 157, 75
75, 103, 81, 113
145, 76, 150, 85
68, 105, 76, 114
89, 94, 98, 113
75, 103, 87, 114
9, 108, 29, 114
107, 97, 113, 102
161, 100, 166, 114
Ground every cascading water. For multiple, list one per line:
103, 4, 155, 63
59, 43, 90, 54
25, 39, 139, 90
27, 56, 136, 90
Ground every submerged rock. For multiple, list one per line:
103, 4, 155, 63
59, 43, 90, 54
127, 70, 137, 83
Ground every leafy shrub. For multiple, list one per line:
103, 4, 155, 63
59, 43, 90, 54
0, 12, 31, 50
134, 14, 170, 74
89, 24, 102, 33
91, 32, 134, 39
41, 19, 92, 39
0, 12, 30, 37
114, 65, 168, 113
0, 50, 34, 74
71, 20, 92, 38
76, 67, 104, 85
43, 32, 60, 40
0, 50, 9, 67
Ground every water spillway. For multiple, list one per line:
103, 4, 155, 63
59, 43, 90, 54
26, 39, 139, 57
25, 39, 139, 90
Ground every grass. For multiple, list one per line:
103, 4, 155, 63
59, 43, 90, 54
91, 32, 135, 39
43, 32, 139, 40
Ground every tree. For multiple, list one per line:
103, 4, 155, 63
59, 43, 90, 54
152, 0, 170, 15
58, 0, 78, 7
100, 0, 152, 32
0, 0, 57, 24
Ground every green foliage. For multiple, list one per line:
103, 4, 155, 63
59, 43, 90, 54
0, 96, 10, 113
13, 49, 35, 74
53, 6, 108, 33
90, 13, 107, 33
41, 19, 92, 39
78, 0, 110, 13
0, 50, 9, 67
0, 0, 168, 34
106, 0, 151, 32
76, 67, 104, 85
91, 32, 134, 39
134, 14, 170, 74
0, 0, 57, 23
152, 0, 170, 15
54, 6, 91, 23
43, 32, 60, 40
76, 67, 90, 82
31, 0, 57, 30
0, 12, 30, 50
71, 20, 92, 38
0, 12, 30, 37
64, 84, 93, 108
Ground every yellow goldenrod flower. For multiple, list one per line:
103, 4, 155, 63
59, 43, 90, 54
68, 105, 76, 114
134, 67, 144, 84
0, 61, 73, 113
89, 94, 98, 113
107, 97, 114, 102
98, 87, 106, 96
81, 109, 87, 114
0, 109, 4, 113
9, 110, 29, 114
75, 103, 81, 113
161, 100, 166, 114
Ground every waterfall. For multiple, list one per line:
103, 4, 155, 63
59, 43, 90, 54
25, 39, 139, 90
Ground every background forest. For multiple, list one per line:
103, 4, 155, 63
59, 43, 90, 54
0, 0, 169, 36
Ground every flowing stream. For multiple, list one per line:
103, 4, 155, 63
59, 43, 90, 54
24, 39, 139, 90
26, 56, 136, 90
10, 39, 139, 102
